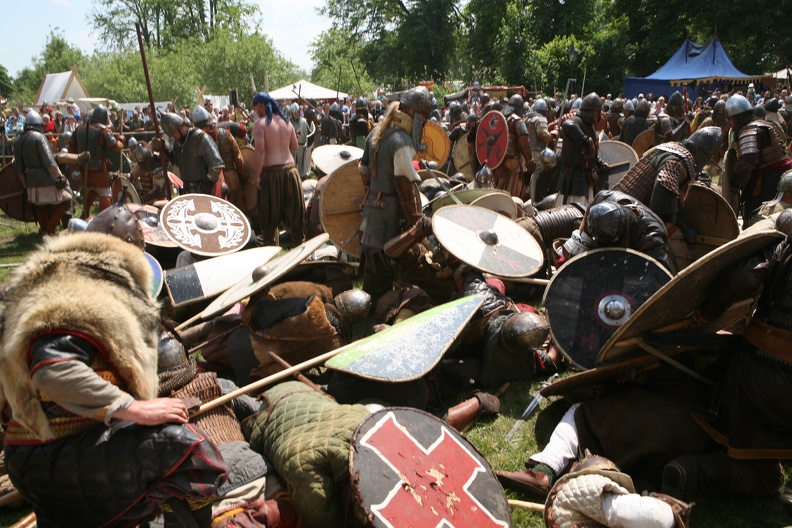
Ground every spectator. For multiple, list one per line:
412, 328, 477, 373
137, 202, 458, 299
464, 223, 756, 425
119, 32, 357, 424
52, 111, 65, 134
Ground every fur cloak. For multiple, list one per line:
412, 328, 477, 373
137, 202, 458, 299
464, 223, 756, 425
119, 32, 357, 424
0, 232, 161, 441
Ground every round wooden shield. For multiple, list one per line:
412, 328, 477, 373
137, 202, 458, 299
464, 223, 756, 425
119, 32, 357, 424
668, 183, 739, 270
452, 132, 474, 182
598, 141, 638, 190
543, 248, 672, 370
237, 145, 260, 213
0, 162, 35, 222
417, 169, 450, 182
598, 229, 784, 365
414, 120, 450, 167
476, 111, 509, 169
470, 192, 518, 219
432, 204, 543, 277
160, 194, 251, 257
144, 251, 163, 298
112, 175, 141, 205
201, 233, 330, 319
312, 144, 364, 176
430, 188, 507, 212
631, 128, 655, 158
350, 407, 512, 528
319, 160, 364, 257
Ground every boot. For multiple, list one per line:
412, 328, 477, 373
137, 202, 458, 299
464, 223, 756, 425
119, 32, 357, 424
444, 391, 500, 432
496, 466, 552, 497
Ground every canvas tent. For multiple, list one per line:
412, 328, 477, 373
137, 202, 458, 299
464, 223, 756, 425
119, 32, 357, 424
623, 38, 763, 100
267, 80, 347, 102
34, 68, 91, 112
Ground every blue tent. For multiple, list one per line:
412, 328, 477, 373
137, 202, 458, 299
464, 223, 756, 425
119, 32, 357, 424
623, 38, 764, 100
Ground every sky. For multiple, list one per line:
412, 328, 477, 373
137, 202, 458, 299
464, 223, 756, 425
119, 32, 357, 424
1, 0, 332, 77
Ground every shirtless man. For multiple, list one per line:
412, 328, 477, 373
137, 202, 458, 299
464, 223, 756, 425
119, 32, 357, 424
251, 92, 305, 246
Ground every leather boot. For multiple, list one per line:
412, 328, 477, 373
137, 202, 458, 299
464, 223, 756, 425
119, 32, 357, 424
495, 467, 551, 497
445, 391, 500, 432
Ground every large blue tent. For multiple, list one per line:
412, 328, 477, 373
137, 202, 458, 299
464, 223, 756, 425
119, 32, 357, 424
623, 38, 764, 100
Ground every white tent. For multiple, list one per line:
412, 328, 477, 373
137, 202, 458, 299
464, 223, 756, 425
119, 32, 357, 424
267, 80, 347, 102
767, 67, 792, 81
34, 68, 91, 110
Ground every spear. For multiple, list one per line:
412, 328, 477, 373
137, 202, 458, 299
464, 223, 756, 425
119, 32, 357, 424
135, 23, 172, 199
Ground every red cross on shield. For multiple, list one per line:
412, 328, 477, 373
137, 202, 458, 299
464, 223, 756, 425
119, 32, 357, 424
353, 409, 511, 528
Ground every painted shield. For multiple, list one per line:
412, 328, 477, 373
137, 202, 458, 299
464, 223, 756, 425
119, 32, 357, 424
452, 132, 475, 182
144, 252, 164, 298
432, 204, 543, 278
319, 160, 364, 257
543, 248, 672, 370
415, 120, 450, 167
312, 144, 364, 176
476, 110, 509, 169
164, 246, 282, 308
669, 184, 739, 270
237, 145, 259, 213
349, 407, 512, 528
112, 175, 141, 205
631, 128, 655, 158
125, 203, 179, 249
160, 194, 251, 257
0, 162, 35, 222
430, 188, 509, 212
201, 233, 330, 319
470, 192, 518, 219
598, 140, 639, 190
326, 295, 484, 381
598, 229, 783, 364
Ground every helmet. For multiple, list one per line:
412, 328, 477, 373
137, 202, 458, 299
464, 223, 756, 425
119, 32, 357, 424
508, 94, 524, 110
725, 94, 753, 118
91, 104, 110, 126
157, 328, 189, 374
682, 126, 723, 160
127, 137, 138, 151
289, 102, 300, 116
667, 91, 684, 107
474, 164, 493, 189
399, 86, 433, 117
132, 143, 152, 164
58, 131, 72, 150
355, 97, 368, 110
23, 110, 43, 132
623, 100, 635, 112
610, 99, 624, 113
776, 209, 792, 235
779, 169, 792, 193
532, 98, 548, 113
333, 289, 372, 324
754, 105, 766, 118
765, 98, 781, 113
706, 96, 720, 109
580, 93, 602, 111
635, 100, 650, 118
587, 201, 632, 244
161, 112, 187, 136
539, 147, 557, 169
500, 312, 550, 352
86, 202, 145, 250
191, 104, 212, 127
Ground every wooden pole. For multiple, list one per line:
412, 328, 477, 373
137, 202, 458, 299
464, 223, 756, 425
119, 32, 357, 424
264, 72, 269, 93
508, 499, 545, 513
267, 351, 325, 393
135, 23, 172, 200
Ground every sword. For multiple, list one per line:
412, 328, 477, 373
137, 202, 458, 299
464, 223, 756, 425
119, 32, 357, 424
505, 373, 558, 441
424, 161, 463, 205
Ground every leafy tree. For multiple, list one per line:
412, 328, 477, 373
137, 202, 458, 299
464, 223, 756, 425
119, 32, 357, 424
310, 28, 375, 98
0, 64, 15, 99
12, 30, 86, 103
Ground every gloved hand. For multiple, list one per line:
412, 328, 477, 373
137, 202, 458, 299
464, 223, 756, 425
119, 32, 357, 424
562, 229, 594, 257
681, 223, 698, 245
150, 137, 164, 152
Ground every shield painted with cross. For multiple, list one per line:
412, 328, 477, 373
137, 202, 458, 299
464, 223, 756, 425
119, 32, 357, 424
476, 110, 509, 169
350, 407, 512, 528
160, 194, 251, 257
432, 204, 543, 277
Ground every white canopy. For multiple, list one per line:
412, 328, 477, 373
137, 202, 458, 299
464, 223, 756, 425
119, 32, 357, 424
267, 80, 347, 102
767, 67, 792, 81
35, 68, 90, 110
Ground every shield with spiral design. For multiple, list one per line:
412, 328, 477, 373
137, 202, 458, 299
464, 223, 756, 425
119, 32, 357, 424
160, 193, 251, 257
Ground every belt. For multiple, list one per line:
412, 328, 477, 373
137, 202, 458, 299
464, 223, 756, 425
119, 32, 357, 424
261, 163, 295, 173
743, 318, 792, 364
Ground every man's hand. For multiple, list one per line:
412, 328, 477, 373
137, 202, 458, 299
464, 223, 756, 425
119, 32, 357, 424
113, 398, 189, 426
78, 151, 91, 163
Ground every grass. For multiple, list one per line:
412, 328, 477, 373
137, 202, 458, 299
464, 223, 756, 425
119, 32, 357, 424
1, 214, 791, 527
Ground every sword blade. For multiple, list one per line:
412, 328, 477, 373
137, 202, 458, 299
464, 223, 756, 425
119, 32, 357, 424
504, 374, 558, 441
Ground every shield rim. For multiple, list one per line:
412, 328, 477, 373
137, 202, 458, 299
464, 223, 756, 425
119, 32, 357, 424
311, 144, 364, 175
414, 120, 451, 167
318, 159, 364, 257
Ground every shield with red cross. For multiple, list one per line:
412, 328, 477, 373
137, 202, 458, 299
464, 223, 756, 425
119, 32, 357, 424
350, 407, 512, 528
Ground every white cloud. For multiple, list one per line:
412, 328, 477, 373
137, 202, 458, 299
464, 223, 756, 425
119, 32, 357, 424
51, 0, 70, 7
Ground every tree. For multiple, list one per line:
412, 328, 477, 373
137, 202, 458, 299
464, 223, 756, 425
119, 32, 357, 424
0, 64, 14, 99
310, 28, 375, 97
90, 0, 260, 51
